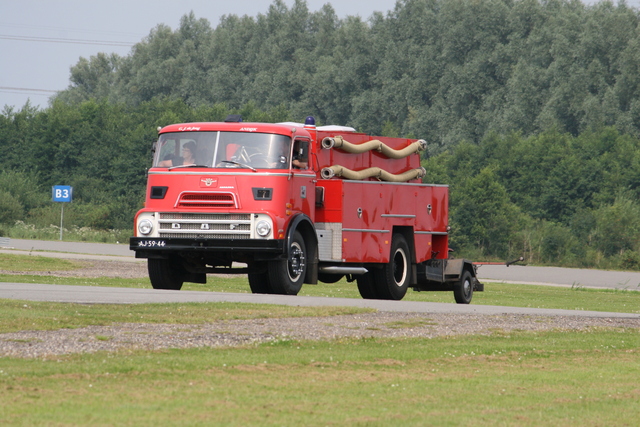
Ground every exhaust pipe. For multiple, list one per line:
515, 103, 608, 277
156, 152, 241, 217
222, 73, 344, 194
318, 266, 368, 275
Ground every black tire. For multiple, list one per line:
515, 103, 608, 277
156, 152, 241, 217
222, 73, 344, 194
356, 271, 380, 299
268, 231, 306, 295
454, 270, 474, 304
374, 235, 411, 300
148, 258, 185, 290
318, 272, 344, 284
248, 264, 271, 293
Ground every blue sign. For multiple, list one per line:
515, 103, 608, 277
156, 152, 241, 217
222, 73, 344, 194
52, 185, 73, 203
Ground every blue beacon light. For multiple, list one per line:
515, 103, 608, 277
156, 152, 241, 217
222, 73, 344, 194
304, 116, 316, 128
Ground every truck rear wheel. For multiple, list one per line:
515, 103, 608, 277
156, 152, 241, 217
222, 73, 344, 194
374, 235, 410, 300
148, 258, 185, 290
454, 270, 474, 304
357, 271, 380, 299
268, 231, 306, 295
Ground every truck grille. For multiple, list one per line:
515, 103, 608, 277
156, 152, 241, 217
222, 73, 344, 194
176, 192, 237, 208
158, 213, 252, 239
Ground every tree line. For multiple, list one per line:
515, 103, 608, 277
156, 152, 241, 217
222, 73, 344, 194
3, 0, 640, 268
58, 0, 640, 147
424, 127, 640, 268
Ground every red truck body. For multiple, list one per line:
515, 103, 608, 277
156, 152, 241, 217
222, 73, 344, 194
130, 117, 481, 303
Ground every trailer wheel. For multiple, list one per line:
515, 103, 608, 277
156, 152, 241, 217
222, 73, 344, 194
454, 270, 474, 304
375, 235, 410, 300
356, 271, 380, 299
148, 258, 185, 290
268, 231, 306, 295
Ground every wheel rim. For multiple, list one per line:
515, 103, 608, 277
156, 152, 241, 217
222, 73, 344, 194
392, 248, 408, 287
463, 278, 471, 297
288, 242, 305, 281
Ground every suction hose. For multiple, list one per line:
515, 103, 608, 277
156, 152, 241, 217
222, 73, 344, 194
321, 165, 426, 182
321, 136, 427, 159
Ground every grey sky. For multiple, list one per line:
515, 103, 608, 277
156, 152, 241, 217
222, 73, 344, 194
1, 0, 635, 110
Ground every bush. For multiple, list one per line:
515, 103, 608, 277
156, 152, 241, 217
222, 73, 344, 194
592, 195, 640, 257
0, 191, 24, 224
618, 251, 640, 271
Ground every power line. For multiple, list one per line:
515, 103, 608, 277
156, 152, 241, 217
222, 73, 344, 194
0, 86, 59, 96
0, 21, 145, 40
0, 34, 135, 47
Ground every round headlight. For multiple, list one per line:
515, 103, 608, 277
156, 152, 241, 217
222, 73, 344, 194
256, 220, 271, 237
138, 219, 153, 235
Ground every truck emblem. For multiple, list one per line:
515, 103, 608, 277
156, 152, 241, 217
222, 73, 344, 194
230, 224, 237, 230
172, 223, 181, 229
201, 178, 218, 187
201, 224, 210, 230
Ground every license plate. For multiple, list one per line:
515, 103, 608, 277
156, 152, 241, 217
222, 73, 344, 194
137, 240, 166, 248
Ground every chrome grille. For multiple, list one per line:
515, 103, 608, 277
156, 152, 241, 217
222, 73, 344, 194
158, 212, 252, 239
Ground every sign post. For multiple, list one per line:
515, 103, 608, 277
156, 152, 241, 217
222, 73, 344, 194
52, 185, 73, 240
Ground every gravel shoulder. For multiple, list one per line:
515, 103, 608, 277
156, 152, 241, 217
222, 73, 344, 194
2, 260, 640, 359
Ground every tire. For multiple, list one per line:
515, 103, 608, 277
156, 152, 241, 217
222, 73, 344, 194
248, 264, 271, 293
148, 257, 185, 290
267, 231, 306, 295
356, 271, 380, 299
374, 235, 411, 300
318, 272, 344, 284
454, 270, 474, 304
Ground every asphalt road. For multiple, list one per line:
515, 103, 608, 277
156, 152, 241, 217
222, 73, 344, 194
1, 238, 639, 318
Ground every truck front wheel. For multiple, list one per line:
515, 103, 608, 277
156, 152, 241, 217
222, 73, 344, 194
148, 258, 185, 290
249, 263, 272, 294
375, 235, 410, 300
268, 231, 306, 295
454, 270, 474, 304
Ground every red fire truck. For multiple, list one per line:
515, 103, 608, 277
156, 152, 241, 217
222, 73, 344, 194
130, 116, 482, 303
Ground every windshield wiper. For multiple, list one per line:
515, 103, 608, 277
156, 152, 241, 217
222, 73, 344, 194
218, 160, 257, 172
168, 164, 210, 170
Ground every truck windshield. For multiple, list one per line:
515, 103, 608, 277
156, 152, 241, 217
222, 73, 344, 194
153, 132, 292, 170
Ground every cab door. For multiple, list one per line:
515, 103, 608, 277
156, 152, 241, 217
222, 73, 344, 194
288, 139, 315, 221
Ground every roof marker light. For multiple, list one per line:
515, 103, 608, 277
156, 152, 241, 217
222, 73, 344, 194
304, 116, 316, 128
225, 114, 243, 122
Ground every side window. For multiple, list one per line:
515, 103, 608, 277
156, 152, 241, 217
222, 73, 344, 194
293, 139, 309, 169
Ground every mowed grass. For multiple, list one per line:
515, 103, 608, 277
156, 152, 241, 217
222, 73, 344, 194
1, 253, 640, 425
0, 329, 639, 426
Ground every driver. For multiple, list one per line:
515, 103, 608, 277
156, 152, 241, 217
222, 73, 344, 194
269, 144, 289, 169
158, 141, 197, 167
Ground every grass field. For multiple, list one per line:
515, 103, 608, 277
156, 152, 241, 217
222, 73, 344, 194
1, 253, 639, 425
1, 328, 638, 426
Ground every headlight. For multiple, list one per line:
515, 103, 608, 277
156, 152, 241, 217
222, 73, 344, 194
138, 219, 153, 235
256, 220, 271, 237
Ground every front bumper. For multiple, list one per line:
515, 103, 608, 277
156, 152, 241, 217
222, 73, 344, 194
130, 237, 285, 258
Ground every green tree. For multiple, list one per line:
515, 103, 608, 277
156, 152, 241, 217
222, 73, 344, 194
449, 166, 524, 257
592, 194, 640, 257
